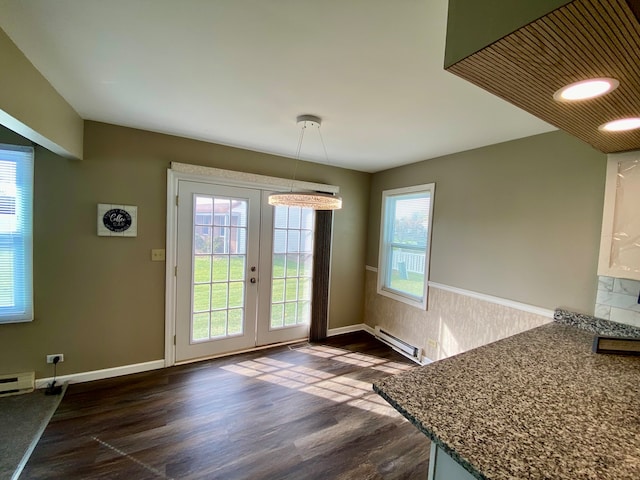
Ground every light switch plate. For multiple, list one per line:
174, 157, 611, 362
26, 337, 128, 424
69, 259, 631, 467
151, 249, 166, 261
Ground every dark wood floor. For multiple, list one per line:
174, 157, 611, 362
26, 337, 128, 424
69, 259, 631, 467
22, 332, 430, 479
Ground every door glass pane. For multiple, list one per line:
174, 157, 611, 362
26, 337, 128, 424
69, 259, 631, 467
193, 313, 210, 341
301, 209, 314, 229
271, 303, 284, 328
285, 278, 298, 301
228, 282, 244, 308
229, 255, 245, 281
272, 254, 285, 278
299, 253, 313, 277
194, 256, 211, 283
211, 311, 227, 337
193, 284, 211, 312
287, 230, 300, 253
194, 226, 212, 254
274, 207, 287, 228
272, 278, 285, 303
212, 255, 229, 281
288, 207, 301, 229
270, 205, 314, 330
191, 194, 248, 342
228, 309, 243, 335
286, 254, 299, 277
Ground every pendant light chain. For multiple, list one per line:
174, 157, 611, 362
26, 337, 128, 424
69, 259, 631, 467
289, 120, 307, 190
317, 125, 331, 167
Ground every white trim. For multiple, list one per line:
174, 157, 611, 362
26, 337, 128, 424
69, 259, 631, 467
377, 183, 435, 310
174, 338, 307, 365
362, 323, 375, 335
324, 211, 337, 340
165, 166, 339, 365
165, 169, 178, 366
327, 323, 367, 336
421, 355, 433, 365
428, 442, 437, 480
428, 282, 555, 318
365, 266, 555, 318
35, 360, 165, 389
171, 162, 339, 194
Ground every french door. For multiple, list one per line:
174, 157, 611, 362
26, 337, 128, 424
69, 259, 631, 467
175, 181, 313, 362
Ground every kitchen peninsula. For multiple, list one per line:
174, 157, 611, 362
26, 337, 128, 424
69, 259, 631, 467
374, 310, 640, 480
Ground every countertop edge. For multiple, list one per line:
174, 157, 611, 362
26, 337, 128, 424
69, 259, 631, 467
553, 308, 640, 337
372, 384, 487, 480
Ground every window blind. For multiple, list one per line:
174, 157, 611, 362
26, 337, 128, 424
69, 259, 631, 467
0, 143, 34, 323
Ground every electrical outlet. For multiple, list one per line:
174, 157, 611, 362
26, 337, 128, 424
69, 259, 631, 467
151, 249, 166, 261
46, 354, 64, 364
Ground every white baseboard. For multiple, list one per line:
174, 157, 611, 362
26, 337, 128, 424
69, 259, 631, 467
361, 323, 375, 335
420, 355, 433, 365
35, 359, 165, 389
327, 324, 367, 337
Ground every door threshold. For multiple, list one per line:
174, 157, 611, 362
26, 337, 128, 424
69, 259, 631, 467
174, 337, 310, 366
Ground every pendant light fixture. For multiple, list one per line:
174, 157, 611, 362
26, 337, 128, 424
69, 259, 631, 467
268, 115, 343, 210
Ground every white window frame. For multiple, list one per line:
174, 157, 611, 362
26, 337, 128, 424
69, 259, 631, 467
377, 183, 435, 309
0, 143, 34, 323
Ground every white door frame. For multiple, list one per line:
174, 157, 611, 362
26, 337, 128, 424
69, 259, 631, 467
164, 163, 339, 367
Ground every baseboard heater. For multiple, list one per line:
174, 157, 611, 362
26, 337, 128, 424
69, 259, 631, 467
374, 326, 422, 364
0, 371, 35, 397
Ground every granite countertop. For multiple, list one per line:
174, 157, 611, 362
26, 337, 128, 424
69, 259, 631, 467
374, 312, 640, 480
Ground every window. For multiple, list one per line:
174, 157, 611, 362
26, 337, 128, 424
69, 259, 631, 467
377, 183, 435, 309
0, 144, 34, 323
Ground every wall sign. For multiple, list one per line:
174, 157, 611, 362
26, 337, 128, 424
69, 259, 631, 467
97, 204, 138, 237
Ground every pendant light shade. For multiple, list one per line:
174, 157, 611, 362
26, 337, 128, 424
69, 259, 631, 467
268, 115, 343, 210
268, 191, 342, 210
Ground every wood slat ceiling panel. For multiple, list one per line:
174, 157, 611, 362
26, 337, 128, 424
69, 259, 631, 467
447, 0, 640, 153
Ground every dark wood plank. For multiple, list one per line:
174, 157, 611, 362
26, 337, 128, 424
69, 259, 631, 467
21, 332, 429, 479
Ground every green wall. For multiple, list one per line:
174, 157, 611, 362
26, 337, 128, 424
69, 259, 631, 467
368, 130, 606, 312
444, 0, 571, 67
0, 122, 370, 378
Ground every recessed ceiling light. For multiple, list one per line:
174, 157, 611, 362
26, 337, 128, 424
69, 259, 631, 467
553, 78, 619, 102
598, 118, 640, 132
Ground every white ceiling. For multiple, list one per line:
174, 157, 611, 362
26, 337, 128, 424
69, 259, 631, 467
0, 0, 555, 173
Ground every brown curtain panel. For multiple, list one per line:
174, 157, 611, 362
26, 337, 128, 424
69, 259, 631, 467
309, 209, 332, 342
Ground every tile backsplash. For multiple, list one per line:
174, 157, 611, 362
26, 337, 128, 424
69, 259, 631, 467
596, 276, 640, 328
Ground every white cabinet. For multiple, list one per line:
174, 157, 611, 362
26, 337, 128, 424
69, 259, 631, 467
598, 151, 640, 281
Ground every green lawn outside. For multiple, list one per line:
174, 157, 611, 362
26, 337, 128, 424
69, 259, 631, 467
389, 269, 425, 297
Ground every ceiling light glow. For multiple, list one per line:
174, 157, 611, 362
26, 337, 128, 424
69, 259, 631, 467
553, 78, 619, 102
598, 118, 640, 132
